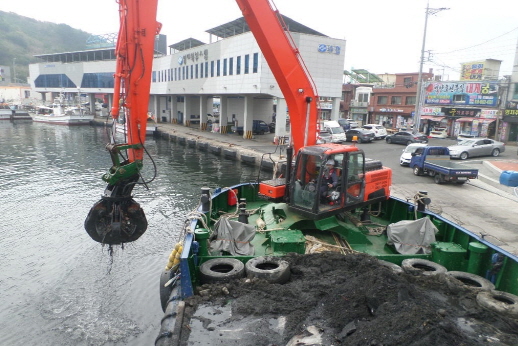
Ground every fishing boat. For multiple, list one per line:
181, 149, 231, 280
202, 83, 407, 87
32, 96, 94, 125
0, 104, 32, 121
115, 113, 158, 136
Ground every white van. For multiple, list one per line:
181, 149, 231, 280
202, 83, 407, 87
322, 121, 347, 143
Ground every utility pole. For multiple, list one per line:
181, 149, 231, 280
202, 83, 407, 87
12, 58, 16, 84
413, 1, 449, 134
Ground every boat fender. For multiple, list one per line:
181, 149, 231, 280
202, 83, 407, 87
245, 256, 291, 284
476, 290, 518, 317
199, 258, 245, 284
401, 258, 447, 276
377, 260, 403, 274
160, 270, 173, 312
446, 271, 495, 291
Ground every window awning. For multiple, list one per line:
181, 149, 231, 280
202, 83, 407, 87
420, 116, 445, 121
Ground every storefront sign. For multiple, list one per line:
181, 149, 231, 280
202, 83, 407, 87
421, 107, 442, 115
423, 81, 498, 107
444, 108, 478, 117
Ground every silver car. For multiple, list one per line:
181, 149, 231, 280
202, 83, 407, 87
448, 138, 505, 160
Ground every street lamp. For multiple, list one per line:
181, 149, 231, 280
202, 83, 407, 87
413, 1, 449, 134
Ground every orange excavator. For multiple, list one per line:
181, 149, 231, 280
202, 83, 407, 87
85, 0, 392, 245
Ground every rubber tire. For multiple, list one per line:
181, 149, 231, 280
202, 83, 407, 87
406, 140, 413, 145
160, 270, 174, 312
401, 258, 447, 276
386, 138, 392, 144
434, 174, 443, 184
428, 170, 436, 177
378, 260, 403, 274
245, 256, 291, 284
413, 166, 422, 176
199, 258, 245, 284
357, 137, 362, 144
477, 290, 518, 317
491, 148, 500, 157
446, 271, 495, 291
460, 152, 469, 160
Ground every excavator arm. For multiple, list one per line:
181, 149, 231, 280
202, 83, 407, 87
85, 0, 161, 245
235, 0, 319, 153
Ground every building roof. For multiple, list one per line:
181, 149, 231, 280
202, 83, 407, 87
34, 48, 117, 63
205, 15, 326, 39
169, 38, 206, 52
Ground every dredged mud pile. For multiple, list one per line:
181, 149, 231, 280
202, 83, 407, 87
181, 252, 518, 346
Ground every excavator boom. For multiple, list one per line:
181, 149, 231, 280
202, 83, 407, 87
84, 0, 161, 245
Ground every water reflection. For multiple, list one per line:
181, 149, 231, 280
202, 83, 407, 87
0, 121, 258, 346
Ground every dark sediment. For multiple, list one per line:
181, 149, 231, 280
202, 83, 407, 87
181, 252, 518, 346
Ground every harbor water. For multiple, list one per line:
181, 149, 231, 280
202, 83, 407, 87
0, 121, 258, 346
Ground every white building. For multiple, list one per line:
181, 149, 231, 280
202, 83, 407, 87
28, 16, 345, 137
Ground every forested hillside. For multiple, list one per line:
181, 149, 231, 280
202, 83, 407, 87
0, 11, 92, 83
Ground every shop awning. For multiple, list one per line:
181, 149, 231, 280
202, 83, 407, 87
455, 117, 475, 122
420, 116, 445, 121
477, 118, 497, 124
455, 117, 497, 123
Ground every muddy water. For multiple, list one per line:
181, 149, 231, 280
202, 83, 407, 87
0, 121, 257, 346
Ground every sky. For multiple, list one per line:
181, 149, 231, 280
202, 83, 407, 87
3, 0, 518, 81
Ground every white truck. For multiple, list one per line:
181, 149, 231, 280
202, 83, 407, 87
321, 120, 347, 143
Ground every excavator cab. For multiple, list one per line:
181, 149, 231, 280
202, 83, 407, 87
289, 144, 372, 219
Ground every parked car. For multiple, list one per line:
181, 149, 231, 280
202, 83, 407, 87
429, 127, 448, 139
316, 130, 333, 144
385, 131, 429, 145
235, 120, 270, 135
448, 138, 505, 160
337, 118, 358, 131
399, 143, 428, 166
344, 128, 375, 143
362, 124, 388, 139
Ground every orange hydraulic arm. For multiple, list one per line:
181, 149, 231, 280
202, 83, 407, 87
84, 0, 161, 245
235, 0, 319, 153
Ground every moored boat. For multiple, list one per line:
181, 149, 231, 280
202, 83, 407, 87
0, 105, 32, 121
32, 97, 94, 125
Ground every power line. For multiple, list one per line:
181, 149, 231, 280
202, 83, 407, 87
436, 26, 518, 54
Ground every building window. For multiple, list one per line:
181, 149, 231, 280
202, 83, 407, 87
24, 90, 30, 98
453, 94, 466, 103
229, 57, 233, 75
217, 60, 220, 77
391, 96, 402, 105
403, 77, 414, 87
211, 61, 214, 77
377, 96, 388, 105
199, 63, 202, 78
405, 96, 416, 105
244, 54, 249, 74
253, 53, 258, 73
223, 58, 227, 76
195, 64, 199, 79
513, 83, 518, 99
358, 93, 368, 102
236, 56, 241, 75
182, 66, 185, 80
205, 62, 208, 78
190, 65, 193, 79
